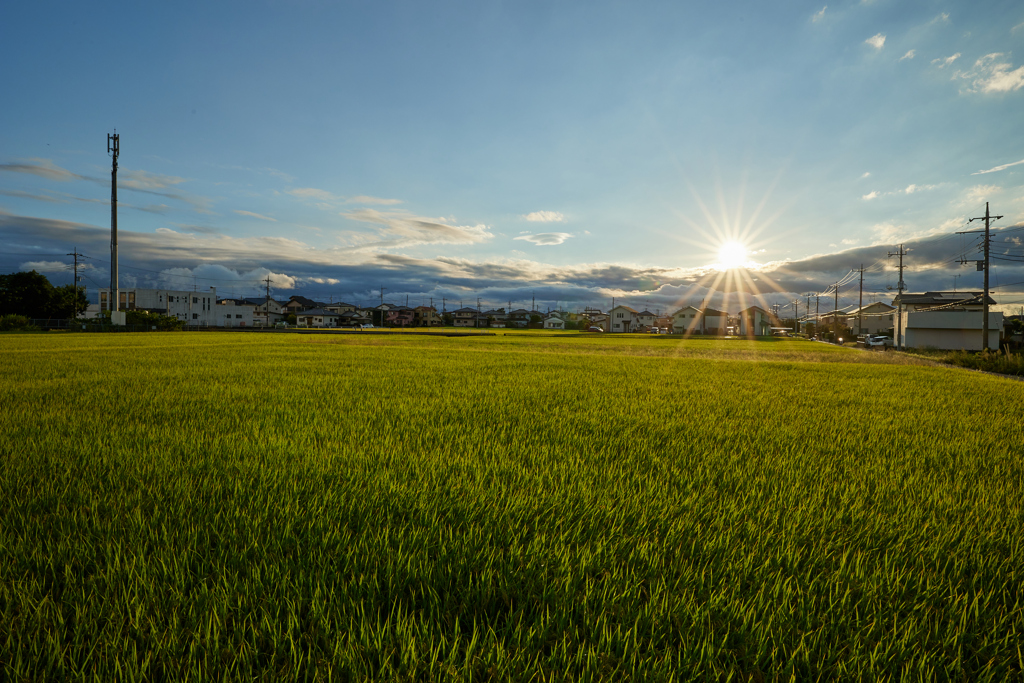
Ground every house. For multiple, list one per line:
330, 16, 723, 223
737, 306, 774, 337
608, 305, 640, 332
282, 295, 324, 313
893, 291, 1001, 350
636, 310, 656, 331
508, 309, 532, 328
452, 307, 479, 327
385, 306, 416, 327
324, 301, 359, 314
670, 306, 728, 335
583, 307, 608, 331
482, 309, 508, 327
338, 310, 372, 327
413, 306, 442, 327
544, 315, 566, 330
98, 286, 222, 326
296, 308, 340, 327
845, 302, 895, 337
216, 299, 256, 327
240, 297, 285, 326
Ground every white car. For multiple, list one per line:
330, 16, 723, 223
867, 335, 893, 348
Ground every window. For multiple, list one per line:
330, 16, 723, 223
236, 314, 242, 319
226, 314, 231, 318
192, 313, 198, 319
193, 297, 199, 304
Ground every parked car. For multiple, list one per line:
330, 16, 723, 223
359, 323, 375, 329
587, 326, 603, 332
274, 321, 289, 329
867, 335, 893, 348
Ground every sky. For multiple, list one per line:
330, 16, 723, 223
2, 0, 1024, 315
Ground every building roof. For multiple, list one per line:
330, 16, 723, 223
894, 291, 996, 306
297, 308, 339, 317
611, 305, 639, 314
845, 302, 895, 315
452, 307, 478, 314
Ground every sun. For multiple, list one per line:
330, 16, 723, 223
717, 241, 748, 270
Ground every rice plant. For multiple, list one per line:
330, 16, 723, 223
1, 332, 1021, 680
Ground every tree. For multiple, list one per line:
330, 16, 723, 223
0, 271, 86, 318
50, 284, 89, 318
0, 271, 55, 317
125, 309, 184, 330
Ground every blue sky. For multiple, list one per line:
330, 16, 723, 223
2, 0, 1024, 313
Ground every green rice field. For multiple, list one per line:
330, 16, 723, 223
2, 331, 1022, 680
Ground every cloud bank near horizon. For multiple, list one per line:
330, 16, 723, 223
3, 211, 1022, 313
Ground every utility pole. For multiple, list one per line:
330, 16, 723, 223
888, 244, 908, 350
833, 282, 839, 343
857, 264, 864, 338
67, 248, 82, 318
815, 295, 820, 338
792, 299, 799, 334
962, 203, 1003, 351
380, 286, 386, 327
477, 296, 482, 328
264, 275, 272, 326
107, 131, 119, 314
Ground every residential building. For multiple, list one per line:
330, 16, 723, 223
845, 302, 895, 337
544, 315, 566, 330
671, 305, 728, 334
324, 301, 359, 314
296, 308, 340, 327
737, 305, 774, 337
339, 310, 372, 327
385, 306, 416, 327
452, 307, 479, 327
413, 306, 442, 327
893, 291, 1001, 350
216, 299, 257, 327
608, 305, 640, 332
283, 295, 324, 313
98, 287, 221, 325
636, 310, 656, 330
508, 309, 532, 328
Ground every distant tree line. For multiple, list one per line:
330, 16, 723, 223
0, 271, 88, 319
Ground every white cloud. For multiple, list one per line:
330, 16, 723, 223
524, 211, 565, 223
862, 191, 880, 200
342, 208, 493, 247
812, 6, 826, 23
932, 53, 960, 68
234, 210, 277, 222
841, 239, 858, 245
287, 187, 403, 206
955, 53, 1024, 93
963, 185, 1002, 204
972, 158, 1024, 175
860, 172, 871, 179
287, 187, 337, 202
158, 265, 299, 290
19, 260, 71, 273
347, 195, 403, 205
865, 34, 886, 50
514, 232, 573, 246
119, 169, 188, 191
0, 158, 81, 182
930, 13, 950, 25
904, 183, 939, 194
900, 50, 916, 61
1013, 22, 1024, 34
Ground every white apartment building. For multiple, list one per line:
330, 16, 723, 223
98, 287, 254, 327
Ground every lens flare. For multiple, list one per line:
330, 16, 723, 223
717, 241, 748, 270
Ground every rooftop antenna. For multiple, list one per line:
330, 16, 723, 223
107, 130, 119, 314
